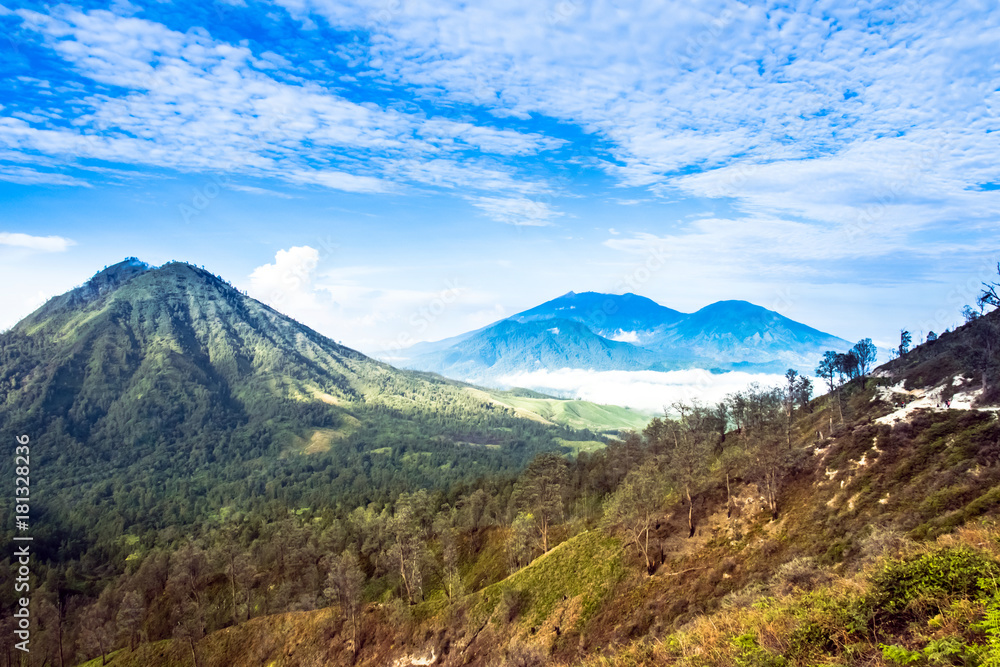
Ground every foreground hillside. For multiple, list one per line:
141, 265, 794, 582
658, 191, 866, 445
50, 306, 1000, 666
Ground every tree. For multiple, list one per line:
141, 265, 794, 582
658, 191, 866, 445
795, 375, 813, 412
666, 401, 714, 537
816, 352, 839, 395
324, 550, 365, 652
852, 338, 877, 376
116, 590, 144, 651
784, 369, 799, 447
836, 351, 860, 381
816, 351, 846, 425
602, 460, 665, 574
388, 494, 428, 604
79, 592, 115, 666
730, 384, 787, 520
215, 529, 254, 625
978, 262, 1000, 312
172, 599, 205, 667
513, 453, 568, 553
506, 512, 535, 572
927, 331, 938, 342
899, 329, 912, 356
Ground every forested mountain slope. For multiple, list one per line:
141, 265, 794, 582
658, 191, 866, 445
37, 304, 1000, 667
0, 260, 615, 630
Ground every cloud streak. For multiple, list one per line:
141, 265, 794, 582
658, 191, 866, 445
0, 232, 76, 252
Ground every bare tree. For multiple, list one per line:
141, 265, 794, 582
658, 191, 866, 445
116, 590, 144, 651
79, 592, 115, 666
603, 460, 665, 574
666, 401, 714, 538
977, 262, 1000, 312
324, 550, 366, 652
172, 599, 205, 667
389, 495, 427, 604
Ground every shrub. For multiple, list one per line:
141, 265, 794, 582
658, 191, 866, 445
868, 547, 1000, 623
732, 633, 788, 667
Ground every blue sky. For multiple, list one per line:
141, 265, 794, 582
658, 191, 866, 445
1, 0, 998, 356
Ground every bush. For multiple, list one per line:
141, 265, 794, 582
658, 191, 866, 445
732, 633, 788, 667
868, 547, 1000, 623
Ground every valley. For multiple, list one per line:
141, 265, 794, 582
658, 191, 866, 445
1, 260, 998, 666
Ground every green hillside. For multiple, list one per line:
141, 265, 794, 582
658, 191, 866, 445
0, 260, 609, 619
487, 389, 653, 433
45, 306, 1000, 667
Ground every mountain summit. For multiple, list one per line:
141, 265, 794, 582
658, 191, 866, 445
0, 260, 594, 540
397, 292, 851, 383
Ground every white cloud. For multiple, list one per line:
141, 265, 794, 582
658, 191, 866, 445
269, 0, 1000, 245
608, 329, 639, 343
248, 247, 505, 352
469, 196, 563, 226
248, 246, 322, 311
0, 232, 76, 252
496, 368, 789, 413
4, 7, 559, 197
0, 164, 91, 187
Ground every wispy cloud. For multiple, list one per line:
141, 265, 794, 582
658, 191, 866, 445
0, 164, 91, 187
3, 6, 560, 200
0, 232, 76, 252
469, 196, 563, 226
225, 183, 297, 198
269, 0, 1000, 245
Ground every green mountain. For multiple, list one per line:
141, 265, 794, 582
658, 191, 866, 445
0, 260, 620, 566
60, 306, 1000, 667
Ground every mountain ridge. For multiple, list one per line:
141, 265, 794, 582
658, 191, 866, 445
396, 291, 853, 383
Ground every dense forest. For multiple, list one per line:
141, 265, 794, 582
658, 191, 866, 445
2, 262, 1000, 666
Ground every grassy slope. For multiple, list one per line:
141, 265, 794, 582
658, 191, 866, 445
484, 390, 653, 433
69, 310, 1000, 667
91, 368, 1000, 666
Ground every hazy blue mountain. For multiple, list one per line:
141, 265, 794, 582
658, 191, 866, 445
512, 291, 684, 342
398, 292, 853, 382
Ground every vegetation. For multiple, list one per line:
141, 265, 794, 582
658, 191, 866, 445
2, 259, 1000, 666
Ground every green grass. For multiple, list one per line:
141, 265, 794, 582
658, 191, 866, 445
490, 393, 653, 433
471, 530, 625, 631
555, 437, 607, 455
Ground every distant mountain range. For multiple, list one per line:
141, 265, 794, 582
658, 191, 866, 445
393, 291, 853, 383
